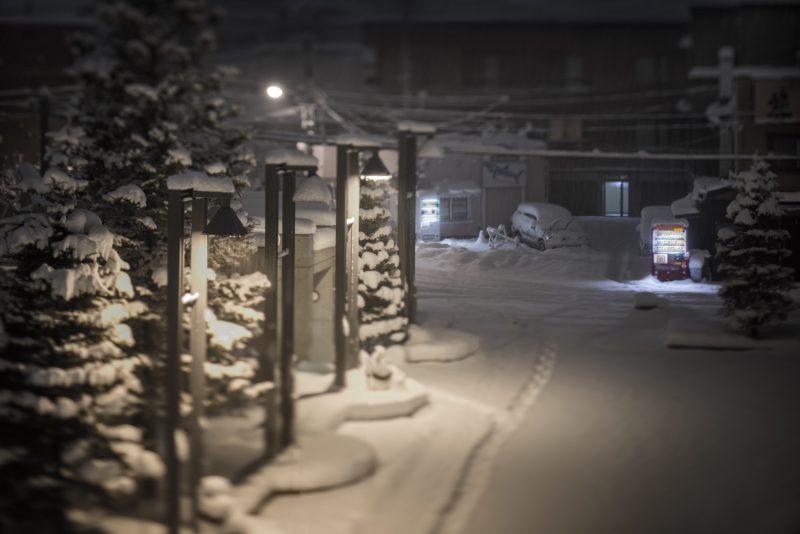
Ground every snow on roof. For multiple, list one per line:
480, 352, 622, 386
639, 205, 674, 242
329, 132, 384, 148
691, 176, 730, 201
690, 65, 800, 81
436, 131, 546, 153
516, 202, 572, 224
652, 218, 689, 228
167, 171, 234, 193
397, 120, 436, 134
430, 180, 481, 195
293, 175, 333, 205
264, 147, 318, 168
671, 194, 700, 217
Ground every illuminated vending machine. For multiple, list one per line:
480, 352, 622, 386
651, 221, 689, 281
419, 197, 441, 241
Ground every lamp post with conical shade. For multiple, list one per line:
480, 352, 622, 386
165, 173, 244, 534
329, 134, 390, 389
263, 148, 318, 453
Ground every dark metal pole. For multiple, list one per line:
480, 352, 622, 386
263, 165, 279, 457
397, 133, 410, 310
280, 171, 296, 448
407, 136, 418, 323
38, 91, 49, 173
345, 151, 361, 368
188, 197, 207, 530
334, 145, 348, 388
165, 190, 184, 534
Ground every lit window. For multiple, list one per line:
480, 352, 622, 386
604, 179, 629, 217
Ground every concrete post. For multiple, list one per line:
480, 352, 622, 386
165, 190, 184, 534
188, 198, 207, 530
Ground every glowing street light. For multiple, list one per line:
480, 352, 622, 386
265, 84, 284, 100
360, 150, 392, 181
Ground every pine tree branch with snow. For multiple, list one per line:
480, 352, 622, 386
715, 159, 795, 338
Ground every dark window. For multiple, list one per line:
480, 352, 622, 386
768, 135, 800, 171
441, 196, 470, 221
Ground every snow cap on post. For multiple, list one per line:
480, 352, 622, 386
264, 147, 318, 169
167, 171, 234, 194
330, 132, 384, 149
397, 120, 436, 135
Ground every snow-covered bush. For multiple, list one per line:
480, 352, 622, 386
715, 159, 795, 337
0, 166, 160, 530
358, 178, 408, 383
202, 270, 273, 410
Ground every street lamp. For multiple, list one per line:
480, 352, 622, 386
360, 150, 392, 181
165, 173, 239, 534
397, 121, 438, 324
263, 148, 318, 451
330, 133, 385, 388
266, 84, 284, 100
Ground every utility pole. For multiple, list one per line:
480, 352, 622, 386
717, 46, 735, 177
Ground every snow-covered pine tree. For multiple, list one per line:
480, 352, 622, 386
716, 159, 795, 337
48, 0, 264, 411
358, 178, 408, 384
203, 270, 272, 410
0, 166, 161, 531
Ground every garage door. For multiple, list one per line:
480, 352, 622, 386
484, 187, 523, 228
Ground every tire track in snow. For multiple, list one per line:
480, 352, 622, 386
430, 331, 558, 534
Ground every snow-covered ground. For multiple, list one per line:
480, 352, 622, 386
256, 216, 800, 534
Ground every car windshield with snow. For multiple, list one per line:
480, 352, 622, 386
510, 202, 588, 250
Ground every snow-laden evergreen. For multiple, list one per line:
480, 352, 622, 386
358, 179, 407, 384
0, 165, 161, 531
47, 0, 265, 412
203, 270, 273, 410
715, 159, 795, 337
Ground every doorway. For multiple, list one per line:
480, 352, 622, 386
604, 179, 629, 216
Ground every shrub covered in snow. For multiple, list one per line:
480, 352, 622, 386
715, 159, 795, 337
358, 178, 408, 382
202, 271, 273, 410
0, 166, 160, 530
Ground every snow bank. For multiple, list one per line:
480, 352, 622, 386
167, 171, 234, 193
403, 325, 480, 363
264, 147, 318, 168
295, 367, 430, 433
231, 433, 376, 515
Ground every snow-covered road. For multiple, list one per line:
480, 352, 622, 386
258, 217, 799, 534
415, 218, 800, 534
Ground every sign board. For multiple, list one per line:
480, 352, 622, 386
482, 155, 526, 188
755, 80, 800, 123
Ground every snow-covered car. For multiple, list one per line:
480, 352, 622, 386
510, 202, 587, 250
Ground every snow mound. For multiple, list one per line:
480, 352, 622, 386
633, 292, 667, 310
232, 433, 376, 514
295, 367, 429, 433
404, 325, 479, 363
103, 184, 146, 207
664, 319, 763, 350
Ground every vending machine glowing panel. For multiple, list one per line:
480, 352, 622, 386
419, 197, 441, 241
651, 222, 689, 281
